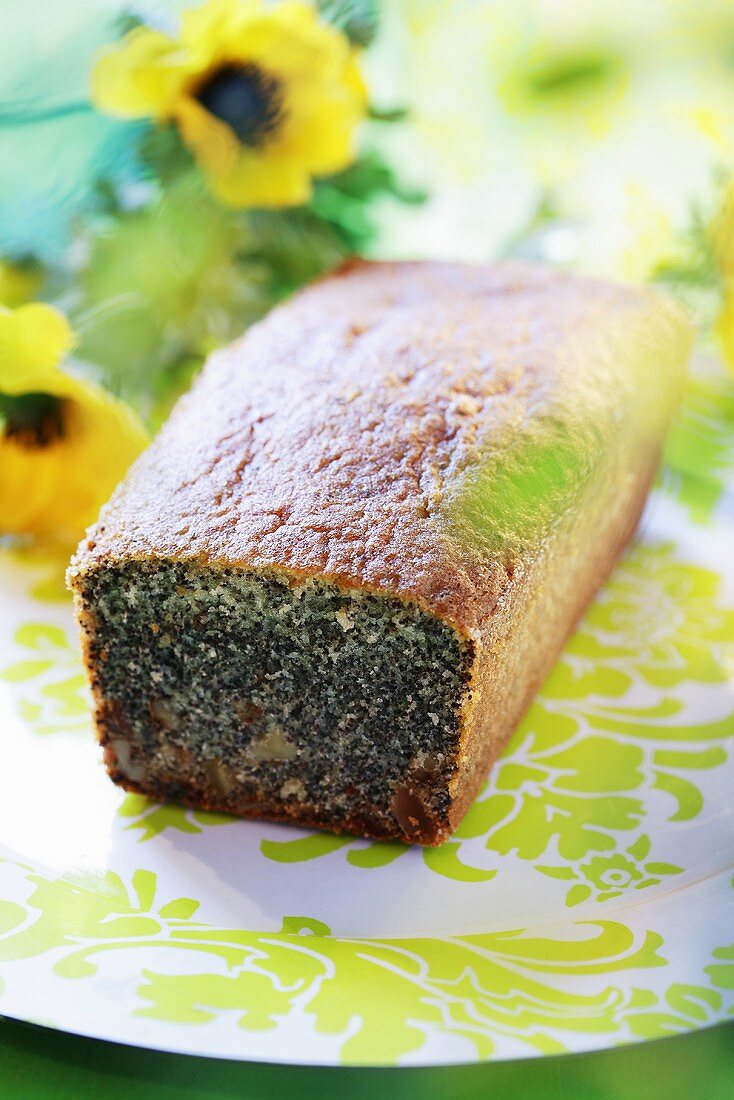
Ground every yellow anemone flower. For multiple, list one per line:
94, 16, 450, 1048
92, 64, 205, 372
92, 0, 367, 208
0, 304, 148, 543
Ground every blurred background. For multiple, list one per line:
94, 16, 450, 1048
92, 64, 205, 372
5, 0, 734, 266
0, 4, 732, 1089
1, 0, 733, 543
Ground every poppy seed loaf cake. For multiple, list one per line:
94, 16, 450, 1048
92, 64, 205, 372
68, 261, 691, 845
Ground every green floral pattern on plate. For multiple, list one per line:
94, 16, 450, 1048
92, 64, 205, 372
117, 794, 235, 841
537, 835, 684, 908
0, 623, 88, 735
1, 538, 731, 905
0, 859, 732, 1064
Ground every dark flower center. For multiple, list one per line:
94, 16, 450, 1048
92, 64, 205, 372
195, 63, 283, 147
0, 392, 65, 448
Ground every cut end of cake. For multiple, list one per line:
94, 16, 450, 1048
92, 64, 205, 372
70, 559, 475, 845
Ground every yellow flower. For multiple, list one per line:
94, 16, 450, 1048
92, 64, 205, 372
0, 304, 148, 543
92, 0, 366, 208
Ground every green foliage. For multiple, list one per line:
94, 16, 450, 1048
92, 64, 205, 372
503, 45, 627, 116
663, 371, 734, 524
368, 104, 409, 123
526, 51, 622, 99
72, 174, 270, 414
137, 123, 197, 186
502, 191, 564, 259
114, 12, 144, 37
313, 149, 425, 248
71, 133, 420, 419
245, 206, 347, 300
654, 196, 719, 288
650, 181, 727, 326
317, 0, 379, 48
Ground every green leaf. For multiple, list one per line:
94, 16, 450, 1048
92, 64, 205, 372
368, 105, 409, 123
138, 123, 196, 186
323, 150, 426, 205
73, 174, 270, 408
247, 206, 347, 297
317, 0, 379, 48
114, 12, 144, 36
526, 50, 622, 98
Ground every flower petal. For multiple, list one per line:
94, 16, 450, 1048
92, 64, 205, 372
175, 97, 242, 179
145, 0, 365, 208
0, 373, 148, 541
91, 27, 191, 119
0, 304, 75, 391
208, 148, 313, 208
177, 98, 311, 207
1, 303, 148, 541
180, 0, 264, 69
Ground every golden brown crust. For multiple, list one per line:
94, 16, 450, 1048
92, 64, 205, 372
69, 260, 689, 629
69, 260, 692, 845
444, 458, 659, 837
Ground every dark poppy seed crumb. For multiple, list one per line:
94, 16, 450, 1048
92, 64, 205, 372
79, 560, 474, 839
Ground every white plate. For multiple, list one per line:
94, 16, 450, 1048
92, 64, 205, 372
1, 369, 732, 1066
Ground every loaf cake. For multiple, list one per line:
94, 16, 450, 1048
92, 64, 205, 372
68, 261, 691, 845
